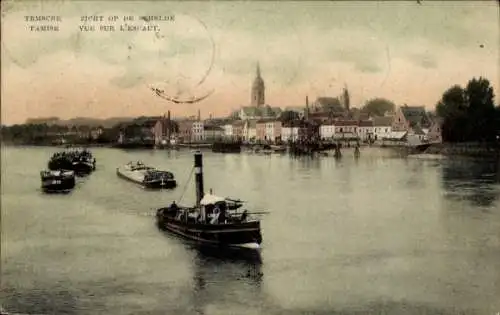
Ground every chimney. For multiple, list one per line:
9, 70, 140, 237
305, 95, 310, 121
194, 151, 204, 206
197, 109, 201, 121
166, 110, 171, 140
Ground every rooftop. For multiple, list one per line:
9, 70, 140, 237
372, 116, 393, 126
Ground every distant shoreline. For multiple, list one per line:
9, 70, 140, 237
2, 142, 499, 159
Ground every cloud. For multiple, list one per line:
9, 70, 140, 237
1, 0, 498, 124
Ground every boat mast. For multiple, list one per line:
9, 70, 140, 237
194, 151, 204, 206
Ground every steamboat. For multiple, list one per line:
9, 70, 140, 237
116, 161, 177, 189
156, 151, 263, 250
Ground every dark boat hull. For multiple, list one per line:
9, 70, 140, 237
72, 161, 94, 175
412, 143, 432, 153
156, 210, 262, 249
48, 158, 95, 175
212, 142, 242, 153
144, 179, 177, 189
41, 176, 75, 193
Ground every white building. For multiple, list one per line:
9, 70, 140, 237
281, 126, 299, 142
243, 120, 257, 142
223, 123, 233, 138
319, 122, 335, 140
333, 120, 359, 140
357, 120, 374, 141
191, 121, 204, 142
372, 116, 393, 141
265, 121, 275, 141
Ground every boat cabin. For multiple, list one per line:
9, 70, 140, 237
40, 170, 74, 179
127, 161, 154, 171
200, 193, 230, 224
167, 193, 247, 225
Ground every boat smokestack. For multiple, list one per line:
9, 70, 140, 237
194, 151, 204, 206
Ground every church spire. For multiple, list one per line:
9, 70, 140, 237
343, 83, 350, 112
251, 61, 265, 107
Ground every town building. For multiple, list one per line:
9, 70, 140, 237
357, 120, 374, 141
319, 120, 336, 140
331, 120, 359, 140
372, 116, 393, 141
232, 120, 244, 141
223, 123, 233, 138
391, 105, 433, 145
204, 125, 224, 142
298, 120, 321, 142
281, 122, 300, 142
254, 119, 282, 143
192, 121, 204, 142
177, 120, 195, 143
243, 119, 257, 142
426, 117, 443, 143
392, 105, 432, 132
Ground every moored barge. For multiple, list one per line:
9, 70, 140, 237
48, 149, 96, 175
116, 161, 177, 189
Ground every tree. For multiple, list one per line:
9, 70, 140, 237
279, 110, 300, 122
436, 77, 497, 142
495, 105, 500, 140
361, 98, 395, 116
464, 77, 496, 141
435, 85, 468, 142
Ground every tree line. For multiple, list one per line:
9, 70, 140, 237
1, 119, 181, 145
436, 77, 500, 143
0, 123, 120, 145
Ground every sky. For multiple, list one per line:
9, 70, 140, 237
1, 0, 499, 125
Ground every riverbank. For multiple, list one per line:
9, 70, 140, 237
2, 141, 499, 160
423, 142, 500, 159
1, 142, 114, 148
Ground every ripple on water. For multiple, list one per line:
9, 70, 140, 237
2, 147, 499, 314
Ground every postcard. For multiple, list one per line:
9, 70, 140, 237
1, 1, 499, 314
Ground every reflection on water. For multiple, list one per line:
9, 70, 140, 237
1, 286, 79, 314
2, 147, 500, 314
190, 248, 263, 315
441, 159, 500, 207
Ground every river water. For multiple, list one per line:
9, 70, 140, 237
1, 146, 499, 315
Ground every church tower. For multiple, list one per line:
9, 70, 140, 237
343, 84, 350, 112
251, 62, 265, 107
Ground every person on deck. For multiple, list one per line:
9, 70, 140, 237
170, 201, 179, 211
